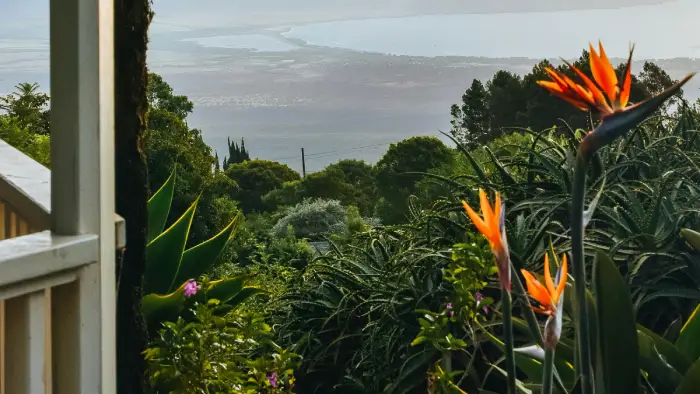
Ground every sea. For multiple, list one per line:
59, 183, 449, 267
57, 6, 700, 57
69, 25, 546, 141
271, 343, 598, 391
1, 0, 699, 172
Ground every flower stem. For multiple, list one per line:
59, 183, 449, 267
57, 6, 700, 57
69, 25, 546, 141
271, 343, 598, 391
572, 149, 593, 394
542, 346, 555, 394
501, 288, 517, 394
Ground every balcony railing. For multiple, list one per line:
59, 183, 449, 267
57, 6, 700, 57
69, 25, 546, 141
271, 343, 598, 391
0, 139, 124, 393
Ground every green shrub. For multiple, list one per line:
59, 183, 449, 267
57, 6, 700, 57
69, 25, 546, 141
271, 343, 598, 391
145, 299, 299, 393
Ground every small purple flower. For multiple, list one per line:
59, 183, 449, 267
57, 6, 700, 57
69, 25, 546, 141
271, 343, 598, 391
183, 280, 200, 297
446, 303, 454, 317
476, 292, 488, 313
267, 372, 278, 388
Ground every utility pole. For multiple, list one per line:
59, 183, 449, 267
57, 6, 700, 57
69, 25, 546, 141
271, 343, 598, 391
301, 148, 306, 177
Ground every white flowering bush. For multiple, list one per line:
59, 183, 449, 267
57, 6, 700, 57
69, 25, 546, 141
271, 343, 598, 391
271, 198, 347, 240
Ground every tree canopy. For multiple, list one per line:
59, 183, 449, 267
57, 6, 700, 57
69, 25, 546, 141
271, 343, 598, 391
450, 51, 681, 146
225, 159, 301, 213
375, 136, 454, 223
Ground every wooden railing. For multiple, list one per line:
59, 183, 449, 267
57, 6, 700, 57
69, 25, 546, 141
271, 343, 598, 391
0, 139, 124, 393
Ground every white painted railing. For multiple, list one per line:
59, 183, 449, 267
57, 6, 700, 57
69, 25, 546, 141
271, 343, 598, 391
1, 0, 120, 390
0, 139, 125, 393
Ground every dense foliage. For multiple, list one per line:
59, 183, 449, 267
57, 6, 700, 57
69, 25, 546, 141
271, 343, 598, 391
7, 52, 700, 393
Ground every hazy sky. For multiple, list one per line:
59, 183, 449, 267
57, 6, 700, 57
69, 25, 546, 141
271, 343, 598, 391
0, 0, 679, 36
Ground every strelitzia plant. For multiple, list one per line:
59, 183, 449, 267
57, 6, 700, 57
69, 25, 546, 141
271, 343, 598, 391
536, 41, 694, 394
462, 41, 696, 394
462, 190, 517, 393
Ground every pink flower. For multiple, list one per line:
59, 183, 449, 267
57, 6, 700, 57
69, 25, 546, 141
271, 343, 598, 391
268, 372, 278, 388
446, 303, 454, 317
184, 280, 200, 297
476, 292, 488, 313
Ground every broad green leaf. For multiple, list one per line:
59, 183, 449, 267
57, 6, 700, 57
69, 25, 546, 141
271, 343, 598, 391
204, 277, 245, 303
675, 303, 700, 362
674, 358, 700, 394
680, 228, 700, 253
172, 214, 240, 290
147, 168, 176, 244
514, 344, 576, 386
637, 324, 691, 375
142, 282, 187, 328
225, 286, 265, 308
594, 251, 641, 394
637, 330, 683, 390
144, 198, 198, 295
484, 330, 543, 383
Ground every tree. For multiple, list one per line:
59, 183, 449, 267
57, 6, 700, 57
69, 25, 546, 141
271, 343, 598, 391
147, 73, 194, 120
638, 61, 680, 108
450, 79, 490, 146
114, 0, 152, 392
143, 73, 240, 246
0, 115, 51, 166
225, 159, 301, 213
375, 136, 454, 223
222, 137, 250, 170
451, 51, 681, 139
0, 82, 51, 135
487, 70, 526, 138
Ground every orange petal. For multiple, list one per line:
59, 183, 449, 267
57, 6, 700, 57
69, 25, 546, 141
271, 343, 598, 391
521, 269, 553, 308
619, 47, 634, 108
589, 42, 618, 103
493, 192, 502, 228
479, 189, 494, 230
527, 304, 552, 316
554, 254, 568, 303
568, 63, 613, 114
544, 68, 571, 91
544, 254, 556, 298
548, 89, 591, 111
462, 200, 490, 238
537, 80, 566, 94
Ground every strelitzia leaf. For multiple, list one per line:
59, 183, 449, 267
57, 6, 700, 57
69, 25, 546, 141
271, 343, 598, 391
172, 214, 239, 290
594, 251, 641, 394
675, 303, 700, 363
637, 330, 683, 390
484, 330, 543, 382
674, 358, 700, 394
144, 197, 198, 295
637, 324, 691, 376
147, 168, 176, 244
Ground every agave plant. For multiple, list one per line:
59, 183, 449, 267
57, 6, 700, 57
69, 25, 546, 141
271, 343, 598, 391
141, 168, 263, 329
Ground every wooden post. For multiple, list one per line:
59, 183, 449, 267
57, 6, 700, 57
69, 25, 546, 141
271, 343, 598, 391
301, 148, 306, 178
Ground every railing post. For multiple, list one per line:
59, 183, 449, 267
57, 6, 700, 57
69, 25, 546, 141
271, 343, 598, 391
49, 0, 115, 391
4, 291, 48, 394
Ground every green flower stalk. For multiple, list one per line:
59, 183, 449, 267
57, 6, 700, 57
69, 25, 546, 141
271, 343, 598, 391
462, 190, 515, 393
538, 41, 695, 394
